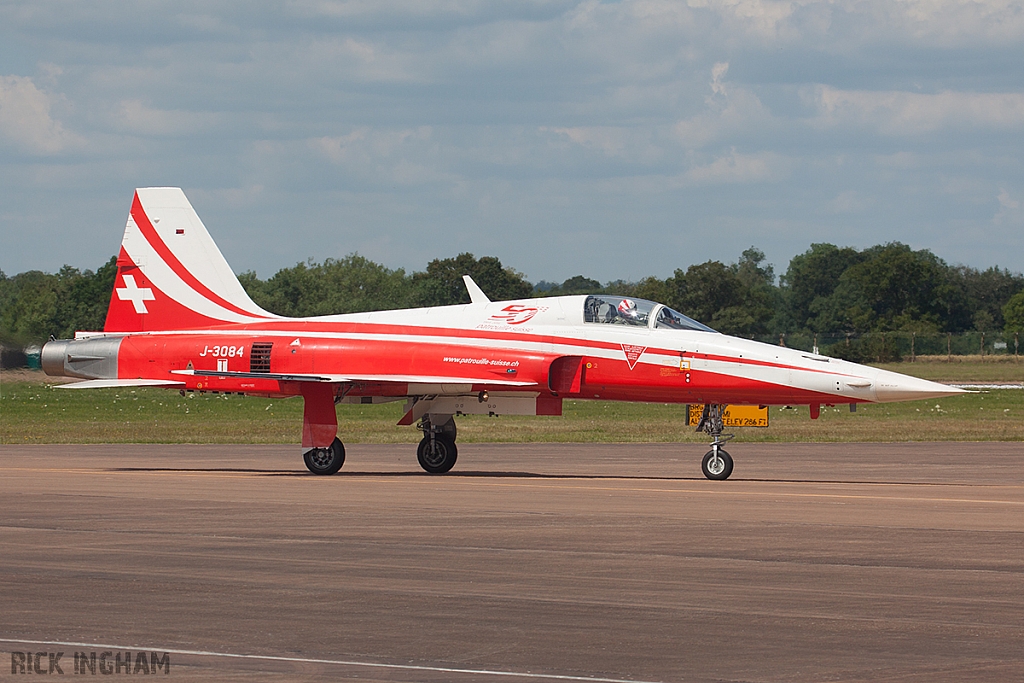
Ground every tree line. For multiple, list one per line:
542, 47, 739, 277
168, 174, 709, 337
4, 242, 1024, 354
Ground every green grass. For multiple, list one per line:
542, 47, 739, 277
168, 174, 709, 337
2, 367, 1022, 444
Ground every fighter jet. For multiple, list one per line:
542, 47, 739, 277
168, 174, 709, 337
42, 188, 964, 479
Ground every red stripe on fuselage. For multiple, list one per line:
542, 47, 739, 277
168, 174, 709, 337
114, 330, 862, 406
136, 318, 860, 378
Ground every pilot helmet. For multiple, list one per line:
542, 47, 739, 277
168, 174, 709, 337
617, 298, 639, 319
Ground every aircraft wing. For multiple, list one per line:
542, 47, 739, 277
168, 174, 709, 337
172, 369, 350, 383
171, 369, 536, 387
342, 373, 535, 387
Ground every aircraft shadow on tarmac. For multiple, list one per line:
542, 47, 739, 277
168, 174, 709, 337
103, 467, 980, 486
107, 467, 700, 480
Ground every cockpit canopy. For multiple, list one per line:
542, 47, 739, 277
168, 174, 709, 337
583, 295, 717, 332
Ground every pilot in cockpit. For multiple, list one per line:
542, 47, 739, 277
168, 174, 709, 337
617, 298, 639, 321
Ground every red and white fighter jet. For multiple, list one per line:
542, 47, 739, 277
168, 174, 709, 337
42, 188, 964, 479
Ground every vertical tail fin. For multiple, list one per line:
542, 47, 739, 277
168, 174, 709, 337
104, 188, 276, 332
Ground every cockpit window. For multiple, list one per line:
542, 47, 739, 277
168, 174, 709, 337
583, 295, 717, 332
584, 295, 654, 327
654, 305, 717, 332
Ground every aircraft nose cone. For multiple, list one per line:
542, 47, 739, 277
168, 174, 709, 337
872, 369, 967, 403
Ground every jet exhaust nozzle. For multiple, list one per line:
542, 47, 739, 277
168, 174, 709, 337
41, 337, 122, 380
40, 339, 71, 377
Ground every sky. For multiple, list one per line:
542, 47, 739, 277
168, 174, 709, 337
2, 0, 1023, 285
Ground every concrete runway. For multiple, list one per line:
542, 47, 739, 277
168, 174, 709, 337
1, 442, 1023, 682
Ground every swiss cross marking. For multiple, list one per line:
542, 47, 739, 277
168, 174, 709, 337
116, 274, 155, 314
621, 344, 647, 370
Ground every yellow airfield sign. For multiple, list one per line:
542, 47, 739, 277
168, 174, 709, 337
687, 404, 769, 428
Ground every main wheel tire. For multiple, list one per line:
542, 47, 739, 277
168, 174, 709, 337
701, 449, 733, 480
303, 437, 345, 475
417, 435, 458, 474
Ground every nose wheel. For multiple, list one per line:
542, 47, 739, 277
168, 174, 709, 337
695, 403, 735, 480
702, 446, 733, 480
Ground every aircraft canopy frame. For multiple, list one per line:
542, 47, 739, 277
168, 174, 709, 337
582, 295, 717, 332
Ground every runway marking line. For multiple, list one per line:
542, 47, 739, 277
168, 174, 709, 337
0, 638, 662, 683
446, 479, 1024, 507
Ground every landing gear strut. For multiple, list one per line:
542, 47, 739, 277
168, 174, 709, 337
696, 404, 734, 480
300, 384, 344, 475
417, 416, 458, 474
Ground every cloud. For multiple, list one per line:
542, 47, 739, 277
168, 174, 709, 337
710, 62, 729, 95
683, 149, 787, 184
312, 128, 372, 164
543, 126, 628, 156
685, 0, 801, 39
682, 0, 1024, 47
997, 189, 1019, 210
303, 36, 423, 84
881, 0, 1024, 45
874, 152, 920, 170
2, 0, 1024, 280
826, 189, 873, 214
673, 62, 772, 149
0, 75, 78, 154
308, 126, 457, 185
810, 86, 1024, 134
994, 188, 1021, 226
117, 100, 223, 136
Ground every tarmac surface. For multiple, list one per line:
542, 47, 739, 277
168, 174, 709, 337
1, 442, 1023, 682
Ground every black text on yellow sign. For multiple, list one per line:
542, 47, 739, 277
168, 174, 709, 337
687, 404, 770, 428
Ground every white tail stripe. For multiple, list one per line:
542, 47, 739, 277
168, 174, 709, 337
121, 218, 262, 324
134, 188, 274, 319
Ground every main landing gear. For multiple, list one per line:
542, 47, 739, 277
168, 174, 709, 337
416, 416, 458, 474
301, 384, 346, 476
303, 437, 346, 475
298, 383, 463, 475
696, 403, 734, 480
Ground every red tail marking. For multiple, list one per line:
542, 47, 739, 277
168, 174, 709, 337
104, 246, 226, 332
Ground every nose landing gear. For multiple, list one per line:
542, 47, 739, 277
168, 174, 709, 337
696, 404, 734, 480
701, 439, 734, 480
